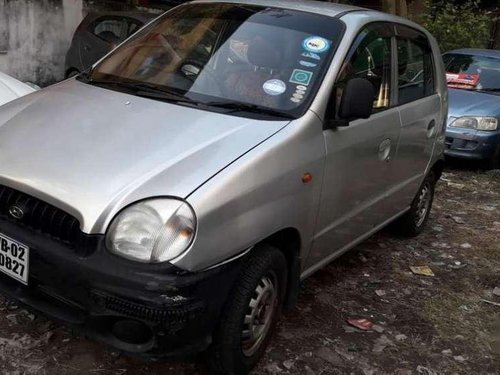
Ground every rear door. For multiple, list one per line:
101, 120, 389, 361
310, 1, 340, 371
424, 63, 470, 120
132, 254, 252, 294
391, 25, 440, 206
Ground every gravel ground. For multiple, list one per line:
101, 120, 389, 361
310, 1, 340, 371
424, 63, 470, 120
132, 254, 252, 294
1, 165, 499, 375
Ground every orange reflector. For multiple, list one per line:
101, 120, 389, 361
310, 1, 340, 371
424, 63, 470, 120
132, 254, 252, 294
180, 228, 193, 238
302, 173, 313, 184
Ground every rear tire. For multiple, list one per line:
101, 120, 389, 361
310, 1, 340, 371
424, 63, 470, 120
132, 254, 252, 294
207, 245, 287, 375
393, 171, 436, 237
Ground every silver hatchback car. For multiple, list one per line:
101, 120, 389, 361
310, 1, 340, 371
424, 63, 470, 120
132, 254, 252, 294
0, 0, 446, 373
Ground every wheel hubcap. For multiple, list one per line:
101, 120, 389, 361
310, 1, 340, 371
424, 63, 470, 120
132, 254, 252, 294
415, 183, 432, 227
241, 271, 278, 357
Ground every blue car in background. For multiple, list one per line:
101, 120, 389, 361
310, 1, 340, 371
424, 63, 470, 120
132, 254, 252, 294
443, 49, 500, 169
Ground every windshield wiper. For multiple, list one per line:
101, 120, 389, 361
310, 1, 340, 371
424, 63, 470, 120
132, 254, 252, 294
84, 79, 198, 105
85, 77, 236, 109
203, 101, 295, 119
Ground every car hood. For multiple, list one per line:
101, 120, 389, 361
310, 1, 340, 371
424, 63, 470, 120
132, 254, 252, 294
448, 88, 500, 118
0, 80, 288, 233
0, 71, 36, 107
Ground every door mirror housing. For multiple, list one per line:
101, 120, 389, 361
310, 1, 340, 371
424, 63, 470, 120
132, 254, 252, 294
337, 78, 375, 124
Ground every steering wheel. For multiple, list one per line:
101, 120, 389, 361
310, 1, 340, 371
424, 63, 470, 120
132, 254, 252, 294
179, 58, 226, 97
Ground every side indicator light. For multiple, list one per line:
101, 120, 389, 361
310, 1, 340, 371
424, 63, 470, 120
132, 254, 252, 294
302, 173, 313, 184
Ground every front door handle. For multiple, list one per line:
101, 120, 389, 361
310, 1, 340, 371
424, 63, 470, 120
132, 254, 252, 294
427, 120, 436, 138
378, 138, 392, 162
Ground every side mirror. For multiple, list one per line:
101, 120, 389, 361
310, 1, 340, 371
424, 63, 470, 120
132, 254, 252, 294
338, 78, 376, 123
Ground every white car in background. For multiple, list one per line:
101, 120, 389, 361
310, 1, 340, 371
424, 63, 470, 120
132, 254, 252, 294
0, 71, 37, 106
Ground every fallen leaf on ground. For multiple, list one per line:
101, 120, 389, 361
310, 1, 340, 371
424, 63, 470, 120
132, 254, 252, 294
452, 216, 465, 224
316, 347, 344, 366
409, 266, 435, 277
347, 318, 374, 331
372, 335, 393, 353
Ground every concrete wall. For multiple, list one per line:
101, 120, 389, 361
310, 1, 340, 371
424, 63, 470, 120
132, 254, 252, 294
0, 0, 83, 86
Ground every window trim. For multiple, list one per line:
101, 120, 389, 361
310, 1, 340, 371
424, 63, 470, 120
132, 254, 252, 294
327, 21, 397, 122
394, 23, 437, 106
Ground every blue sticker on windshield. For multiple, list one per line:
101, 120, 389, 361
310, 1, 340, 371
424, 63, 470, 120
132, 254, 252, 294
302, 52, 321, 60
299, 60, 317, 68
290, 69, 313, 86
303, 36, 330, 54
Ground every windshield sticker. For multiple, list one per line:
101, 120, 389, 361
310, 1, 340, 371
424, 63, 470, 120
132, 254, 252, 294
299, 60, 317, 68
303, 36, 330, 54
302, 51, 321, 61
290, 85, 307, 104
290, 69, 313, 86
263, 79, 287, 96
446, 72, 480, 88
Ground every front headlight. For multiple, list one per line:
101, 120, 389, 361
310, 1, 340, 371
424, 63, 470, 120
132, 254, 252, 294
106, 198, 196, 263
449, 116, 498, 131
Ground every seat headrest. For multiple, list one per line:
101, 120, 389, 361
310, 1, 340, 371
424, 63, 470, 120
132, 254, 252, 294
247, 38, 282, 69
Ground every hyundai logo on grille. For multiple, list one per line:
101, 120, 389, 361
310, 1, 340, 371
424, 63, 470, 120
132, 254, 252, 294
9, 205, 25, 220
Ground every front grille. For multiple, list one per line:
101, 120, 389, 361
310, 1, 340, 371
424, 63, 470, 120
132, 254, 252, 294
0, 184, 81, 246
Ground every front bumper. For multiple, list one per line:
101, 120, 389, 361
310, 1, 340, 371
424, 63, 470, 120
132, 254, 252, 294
445, 127, 500, 160
0, 217, 242, 358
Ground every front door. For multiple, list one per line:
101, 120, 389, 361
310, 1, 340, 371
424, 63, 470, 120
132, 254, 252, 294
306, 23, 402, 270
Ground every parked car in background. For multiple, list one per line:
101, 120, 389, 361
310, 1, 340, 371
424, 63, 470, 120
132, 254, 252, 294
0, 1, 447, 374
0, 71, 37, 106
443, 49, 500, 169
65, 12, 158, 78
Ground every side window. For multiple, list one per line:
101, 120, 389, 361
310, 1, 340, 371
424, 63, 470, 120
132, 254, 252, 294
336, 24, 393, 114
92, 18, 128, 44
396, 31, 435, 105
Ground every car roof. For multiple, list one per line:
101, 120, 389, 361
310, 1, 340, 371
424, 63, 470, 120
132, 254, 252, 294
445, 48, 500, 59
84, 11, 158, 24
191, 0, 367, 18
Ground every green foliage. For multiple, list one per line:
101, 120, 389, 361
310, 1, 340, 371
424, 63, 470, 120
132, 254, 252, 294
421, 0, 493, 52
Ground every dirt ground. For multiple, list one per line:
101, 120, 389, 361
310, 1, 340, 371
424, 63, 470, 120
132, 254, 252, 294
1, 164, 499, 375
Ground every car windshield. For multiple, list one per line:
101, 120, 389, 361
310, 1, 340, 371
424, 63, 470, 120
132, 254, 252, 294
443, 53, 500, 93
85, 3, 344, 119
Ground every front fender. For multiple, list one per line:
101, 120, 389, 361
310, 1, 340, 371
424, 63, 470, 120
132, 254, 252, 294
173, 111, 326, 272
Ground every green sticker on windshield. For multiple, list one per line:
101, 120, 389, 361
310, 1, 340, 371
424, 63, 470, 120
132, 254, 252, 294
289, 69, 313, 86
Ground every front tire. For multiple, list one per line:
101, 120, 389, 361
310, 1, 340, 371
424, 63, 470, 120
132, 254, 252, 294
393, 171, 436, 237
207, 245, 287, 375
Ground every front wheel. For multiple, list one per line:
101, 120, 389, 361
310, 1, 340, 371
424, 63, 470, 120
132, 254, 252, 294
207, 245, 287, 375
392, 171, 436, 237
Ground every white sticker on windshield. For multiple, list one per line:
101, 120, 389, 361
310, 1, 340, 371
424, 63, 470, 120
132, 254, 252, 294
303, 36, 330, 54
263, 79, 287, 96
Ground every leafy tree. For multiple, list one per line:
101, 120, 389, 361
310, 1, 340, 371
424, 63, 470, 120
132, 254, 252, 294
421, 0, 493, 52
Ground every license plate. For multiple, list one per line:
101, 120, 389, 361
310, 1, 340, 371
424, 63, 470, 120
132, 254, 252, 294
0, 232, 29, 285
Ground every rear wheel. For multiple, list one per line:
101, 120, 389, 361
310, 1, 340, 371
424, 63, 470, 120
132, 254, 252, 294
207, 245, 287, 375
393, 171, 436, 237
